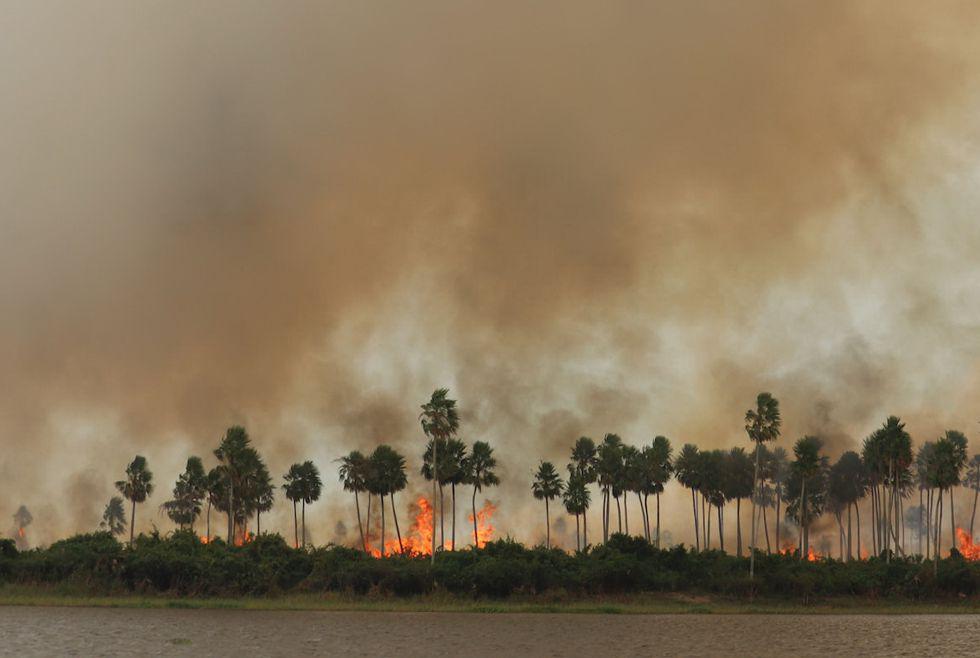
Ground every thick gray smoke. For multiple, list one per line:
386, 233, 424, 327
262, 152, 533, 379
2, 1, 980, 546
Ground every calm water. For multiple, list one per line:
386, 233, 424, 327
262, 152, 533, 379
1, 607, 978, 657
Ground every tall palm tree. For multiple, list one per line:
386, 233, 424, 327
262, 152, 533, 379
338, 450, 369, 552
762, 446, 790, 553
253, 463, 275, 535
569, 436, 598, 545
115, 455, 154, 546
563, 471, 591, 551
214, 426, 252, 543
597, 434, 624, 542
928, 430, 967, 560
965, 455, 980, 539
788, 436, 827, 558
161, 456, 207, 532
283, 464, 304, 548
649, 436, 673, 548
674, 444, 701, 551
298, 461, 322, 548
444, 437, 468, 550
744, 392, 781, 577
915, 442, 936, 559
532, 461, 564, 549
100, 496, 127, 537
369, 445, 407, 555
828, 451, 866, 560
464, 440, 499, 548
725, 447, 754, 556
621, 445, 642, 536
419, 388, 460, 562
878, 416, 913, 560
204, 467, 224, 543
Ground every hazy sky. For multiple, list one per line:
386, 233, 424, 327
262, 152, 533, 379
3, 1, 980, 547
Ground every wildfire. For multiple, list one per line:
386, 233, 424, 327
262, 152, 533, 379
956, 528, 980, 560
368, 496, 496, 557
17, 528, 25, 539
199, 535, 211, 544
778, 543, 821, 561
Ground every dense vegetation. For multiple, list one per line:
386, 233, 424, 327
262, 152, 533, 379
3, 531, 980, 603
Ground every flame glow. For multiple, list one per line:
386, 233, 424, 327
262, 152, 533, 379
17, 528, 25, 539
778, 542, 821, 561
956, 527, 980, 560
368, 497, 495, 557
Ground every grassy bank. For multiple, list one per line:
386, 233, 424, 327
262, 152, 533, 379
3, 585, 980, 615
4, 531, 980, 611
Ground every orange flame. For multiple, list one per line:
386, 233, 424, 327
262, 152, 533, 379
199, 535, 211, 544
956, 527, 980, 560
778, 542, 821, 561
17, 528, 25, 539
367, 497, 496, 557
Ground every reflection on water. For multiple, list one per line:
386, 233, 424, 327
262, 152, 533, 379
1, 607, 978, 657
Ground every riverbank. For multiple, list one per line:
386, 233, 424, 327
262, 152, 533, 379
3, 585, 980, 615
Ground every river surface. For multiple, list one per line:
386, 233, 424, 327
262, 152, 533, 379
1, 607, 978, 657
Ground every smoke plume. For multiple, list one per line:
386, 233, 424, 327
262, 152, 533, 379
3, 1, 980, 545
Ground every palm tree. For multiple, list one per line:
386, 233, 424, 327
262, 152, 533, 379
532, 461, 564, 549
597, 434, 624, 542
214, 426, 252, 543
649, 436, 673, 548
283, 464, 304, 548
965, 455, 980, 539
563, 471, 591, 551
762, 446, 790, 553
298, 461, 322, 547
338, 450, 369, 551
419, 388, 460, 562
569, 436, 598, 545
621, 445, 642, 536
878, 416, 913, 560
100, 496, 127, 537
725, 447, 754, 556
915, 442, 936, 558
115, 455, 154, 546
204, 467, 224, 543
253, 463, 275, 535
788, 436, 827, 558
827, 451, 866, 560
464, 440, 499, 548
744, 392, 781, 577
161, 456, 206, 531
674, 444, 702, 551
927, 430, 967, 561
369, 445, 407, 555
699, 450, 725, 550
444, 438, 468, 550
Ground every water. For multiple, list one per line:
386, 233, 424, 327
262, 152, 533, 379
1, 607, 977, 657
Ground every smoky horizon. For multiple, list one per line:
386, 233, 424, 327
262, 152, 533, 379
3, 1, 980, 548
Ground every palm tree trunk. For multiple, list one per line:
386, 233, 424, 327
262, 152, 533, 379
801, 478, 807, 560
970, 486, 979, 539
366, 495, 372, 551
691, 488, 699, 552
129, 499, 136, 547
750, 441, 761, 578
355, 491, 366, 552
736, 498, 742, 556
256, 511, 261, 536
656, 492, 662, 549
439, 485, 446, 549
545, 497, 551, 549
472, 486, 479, 548
206, 500, 211, 542
431, 436, 438, 563
575, 513, 581, 551
926, 488, 933, 559
391, 493, 403, 553
302, 500, 307, 548
847, 503, 853, 561
706, 498, 712, 549
918, 488, 924, 557
856, 502, 862, 559
624, 492, 629, 535
763, 503, 771, 553
228, 479, 235, 545
950, 487, 956, 550
451, 482, 456, 550
380, 492, 386, 556
293, 501, 298, 549
615, 495, 622, 534
718, 505, 724, 553
775, 488, 781, 553
583, 504, 588, 548
602, 489, 608, 543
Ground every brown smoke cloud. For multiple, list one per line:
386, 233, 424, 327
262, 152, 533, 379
3, 1, 980, 546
